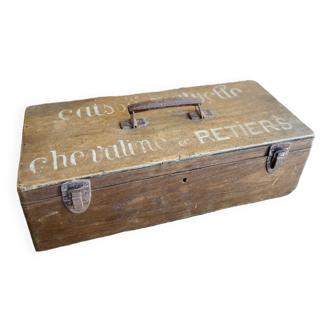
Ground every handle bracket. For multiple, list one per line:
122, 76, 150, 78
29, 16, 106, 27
120, 97, 212, 129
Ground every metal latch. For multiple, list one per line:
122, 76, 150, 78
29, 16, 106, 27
266, 142, 291, 173
61, 180, 91, 214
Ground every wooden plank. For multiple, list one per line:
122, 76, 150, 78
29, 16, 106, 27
18, 81, 314, 195
22, 148, 311, 251
18, 137, 313, 203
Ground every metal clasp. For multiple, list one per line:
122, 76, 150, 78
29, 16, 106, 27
61, 180, 91, 214
266, 142, 291, 173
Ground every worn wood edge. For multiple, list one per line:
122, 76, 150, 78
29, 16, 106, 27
17, 109, 28, 197
19, 138, 313, 204
18, 134, 314, 195
19, 188, 41, 250
17, 154, 196, 193
179, 135, 314, 161
19, 135, 315, 192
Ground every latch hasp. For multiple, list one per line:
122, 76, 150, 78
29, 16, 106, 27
61, 180, 91, 214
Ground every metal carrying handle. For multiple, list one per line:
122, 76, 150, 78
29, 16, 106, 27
120, 97, 212, 129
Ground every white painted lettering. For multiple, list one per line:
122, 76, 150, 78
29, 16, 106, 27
113, 103, 126, 113
258, 120, 280, 133
28, 114, 294, 174
155, 138, 167, 150
276, 118, 292, 130
212, 85, 232, 99
105, 145, 123, 160
204, 91, 215, 100
127, 140, 135, 155
70, 151, 84, 166
236, 121, 249, 135
210, 128, 231, 141
118, 140, 129, 156
85, 149, 103, 163
244, 122, 262, 135
194, 130, 215, 143
86, 104, 106, 117
94, 104, 105, 115
97, 146, 105, 159
224, 125, 240, 137
135, 140, 155, 153
230, 88, 242, 97
179, 139, 189, 146
51, 151, 67, 170
59, 109, 73, 120
104, 104, 114, 114
58, 86, 243, 121
30, 157, 47, 173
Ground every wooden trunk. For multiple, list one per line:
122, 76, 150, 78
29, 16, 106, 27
17, 81, 314, 251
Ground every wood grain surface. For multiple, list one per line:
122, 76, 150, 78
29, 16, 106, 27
18, 81, 314, 196
22, 148, 312, 251
18, 137, 313, 203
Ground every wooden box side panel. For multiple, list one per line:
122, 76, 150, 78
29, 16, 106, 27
22, 148, 311, 251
